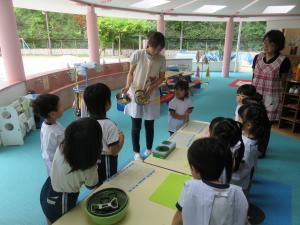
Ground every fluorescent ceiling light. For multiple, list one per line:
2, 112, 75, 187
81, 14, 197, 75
263, 5, 295, 14
194, 5, 227, 13
131, 0, 170, 9
239, 0, 260, 12
173, 0, 199, 10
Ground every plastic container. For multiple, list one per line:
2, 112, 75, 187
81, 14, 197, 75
153, 141, 176, 159
85, 188, 129, 225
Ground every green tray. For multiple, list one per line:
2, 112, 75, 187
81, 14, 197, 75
149, 173, 191, 209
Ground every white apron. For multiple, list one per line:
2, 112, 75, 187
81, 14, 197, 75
180, 180, 248, 225
124, 50, 163, 120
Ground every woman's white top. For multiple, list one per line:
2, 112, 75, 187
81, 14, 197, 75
124, 49, 166, 120
177, 179, 248, 225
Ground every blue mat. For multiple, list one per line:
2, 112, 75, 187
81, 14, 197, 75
251, 177, 292, 225
0, 72, 299, 225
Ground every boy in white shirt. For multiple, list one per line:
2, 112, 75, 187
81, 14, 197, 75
172, 138, 248, 225
33, 94, 64, 176
168, 80, 193, 135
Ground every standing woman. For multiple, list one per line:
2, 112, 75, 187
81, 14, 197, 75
252, 30, 291, 122
122, 32, 166, 160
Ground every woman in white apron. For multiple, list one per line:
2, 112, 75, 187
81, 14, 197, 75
122, 32, 166, 160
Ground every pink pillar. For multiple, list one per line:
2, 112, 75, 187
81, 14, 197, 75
0, 0, 25, 83
142, 39, 148, 49
86, 5, 100, 64
222, 17, 234, 78
156, 14, 165, 35
156, 14, 165, 54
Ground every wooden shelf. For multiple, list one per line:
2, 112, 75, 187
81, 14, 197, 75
285, 92, 300, 97
279, 79, 300, 134
283, 105, 299, 110
281, 116, 296, 122
287, 79, 300, 84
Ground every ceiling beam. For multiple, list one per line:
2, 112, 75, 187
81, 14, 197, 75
70, 0, 300, 19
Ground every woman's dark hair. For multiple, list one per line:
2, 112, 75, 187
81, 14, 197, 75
237, 84, 256, 97
238, 103, 270, 140
210, 117, 245, 174
62, 117, 102, 172
188, 137, 233, 182
147, 32, 165, 49
84, 83, 111, 119
32, 94, 59, 118
263, 30, 285, 52
174, 80, 189, 98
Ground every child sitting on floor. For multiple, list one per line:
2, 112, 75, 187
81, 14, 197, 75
40, 118, 102, 224
84, 83, 124, 184
171, 137, 248, 225
32, 94, 64, 176
168, 80, 193, 135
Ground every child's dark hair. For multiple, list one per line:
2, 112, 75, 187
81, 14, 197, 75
238, 103, 270, 139
263, 30, 285, 52
210, 117, 245, 174
188, 137, 233, 182
32, 94, 59, 118
147, 32, 165, 49
84, 83, 111, 119
62, 117, 102, 172
237, 84, 256, 96
175, 80, 189, 98
241, 92, 263, 105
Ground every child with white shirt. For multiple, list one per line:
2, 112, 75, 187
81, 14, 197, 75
171, 137, 248, 225
235, 84, 257, 121
231, 103, 269, 191
241, 96, 271, 158
32, 94, 64, 176
209, 117, 245, 183
168, 80, 193, 135
84, 83, 124, 184
40, 118, 102, 224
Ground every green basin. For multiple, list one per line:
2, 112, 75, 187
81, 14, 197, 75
85, 188, 129, 225
155, 146, 169, 152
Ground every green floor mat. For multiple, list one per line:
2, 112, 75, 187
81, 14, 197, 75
149, 173, 191, 210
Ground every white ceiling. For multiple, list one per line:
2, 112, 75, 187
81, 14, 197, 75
12, 0, 300, 21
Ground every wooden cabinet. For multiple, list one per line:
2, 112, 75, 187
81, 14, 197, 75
279, 79, 300, 133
